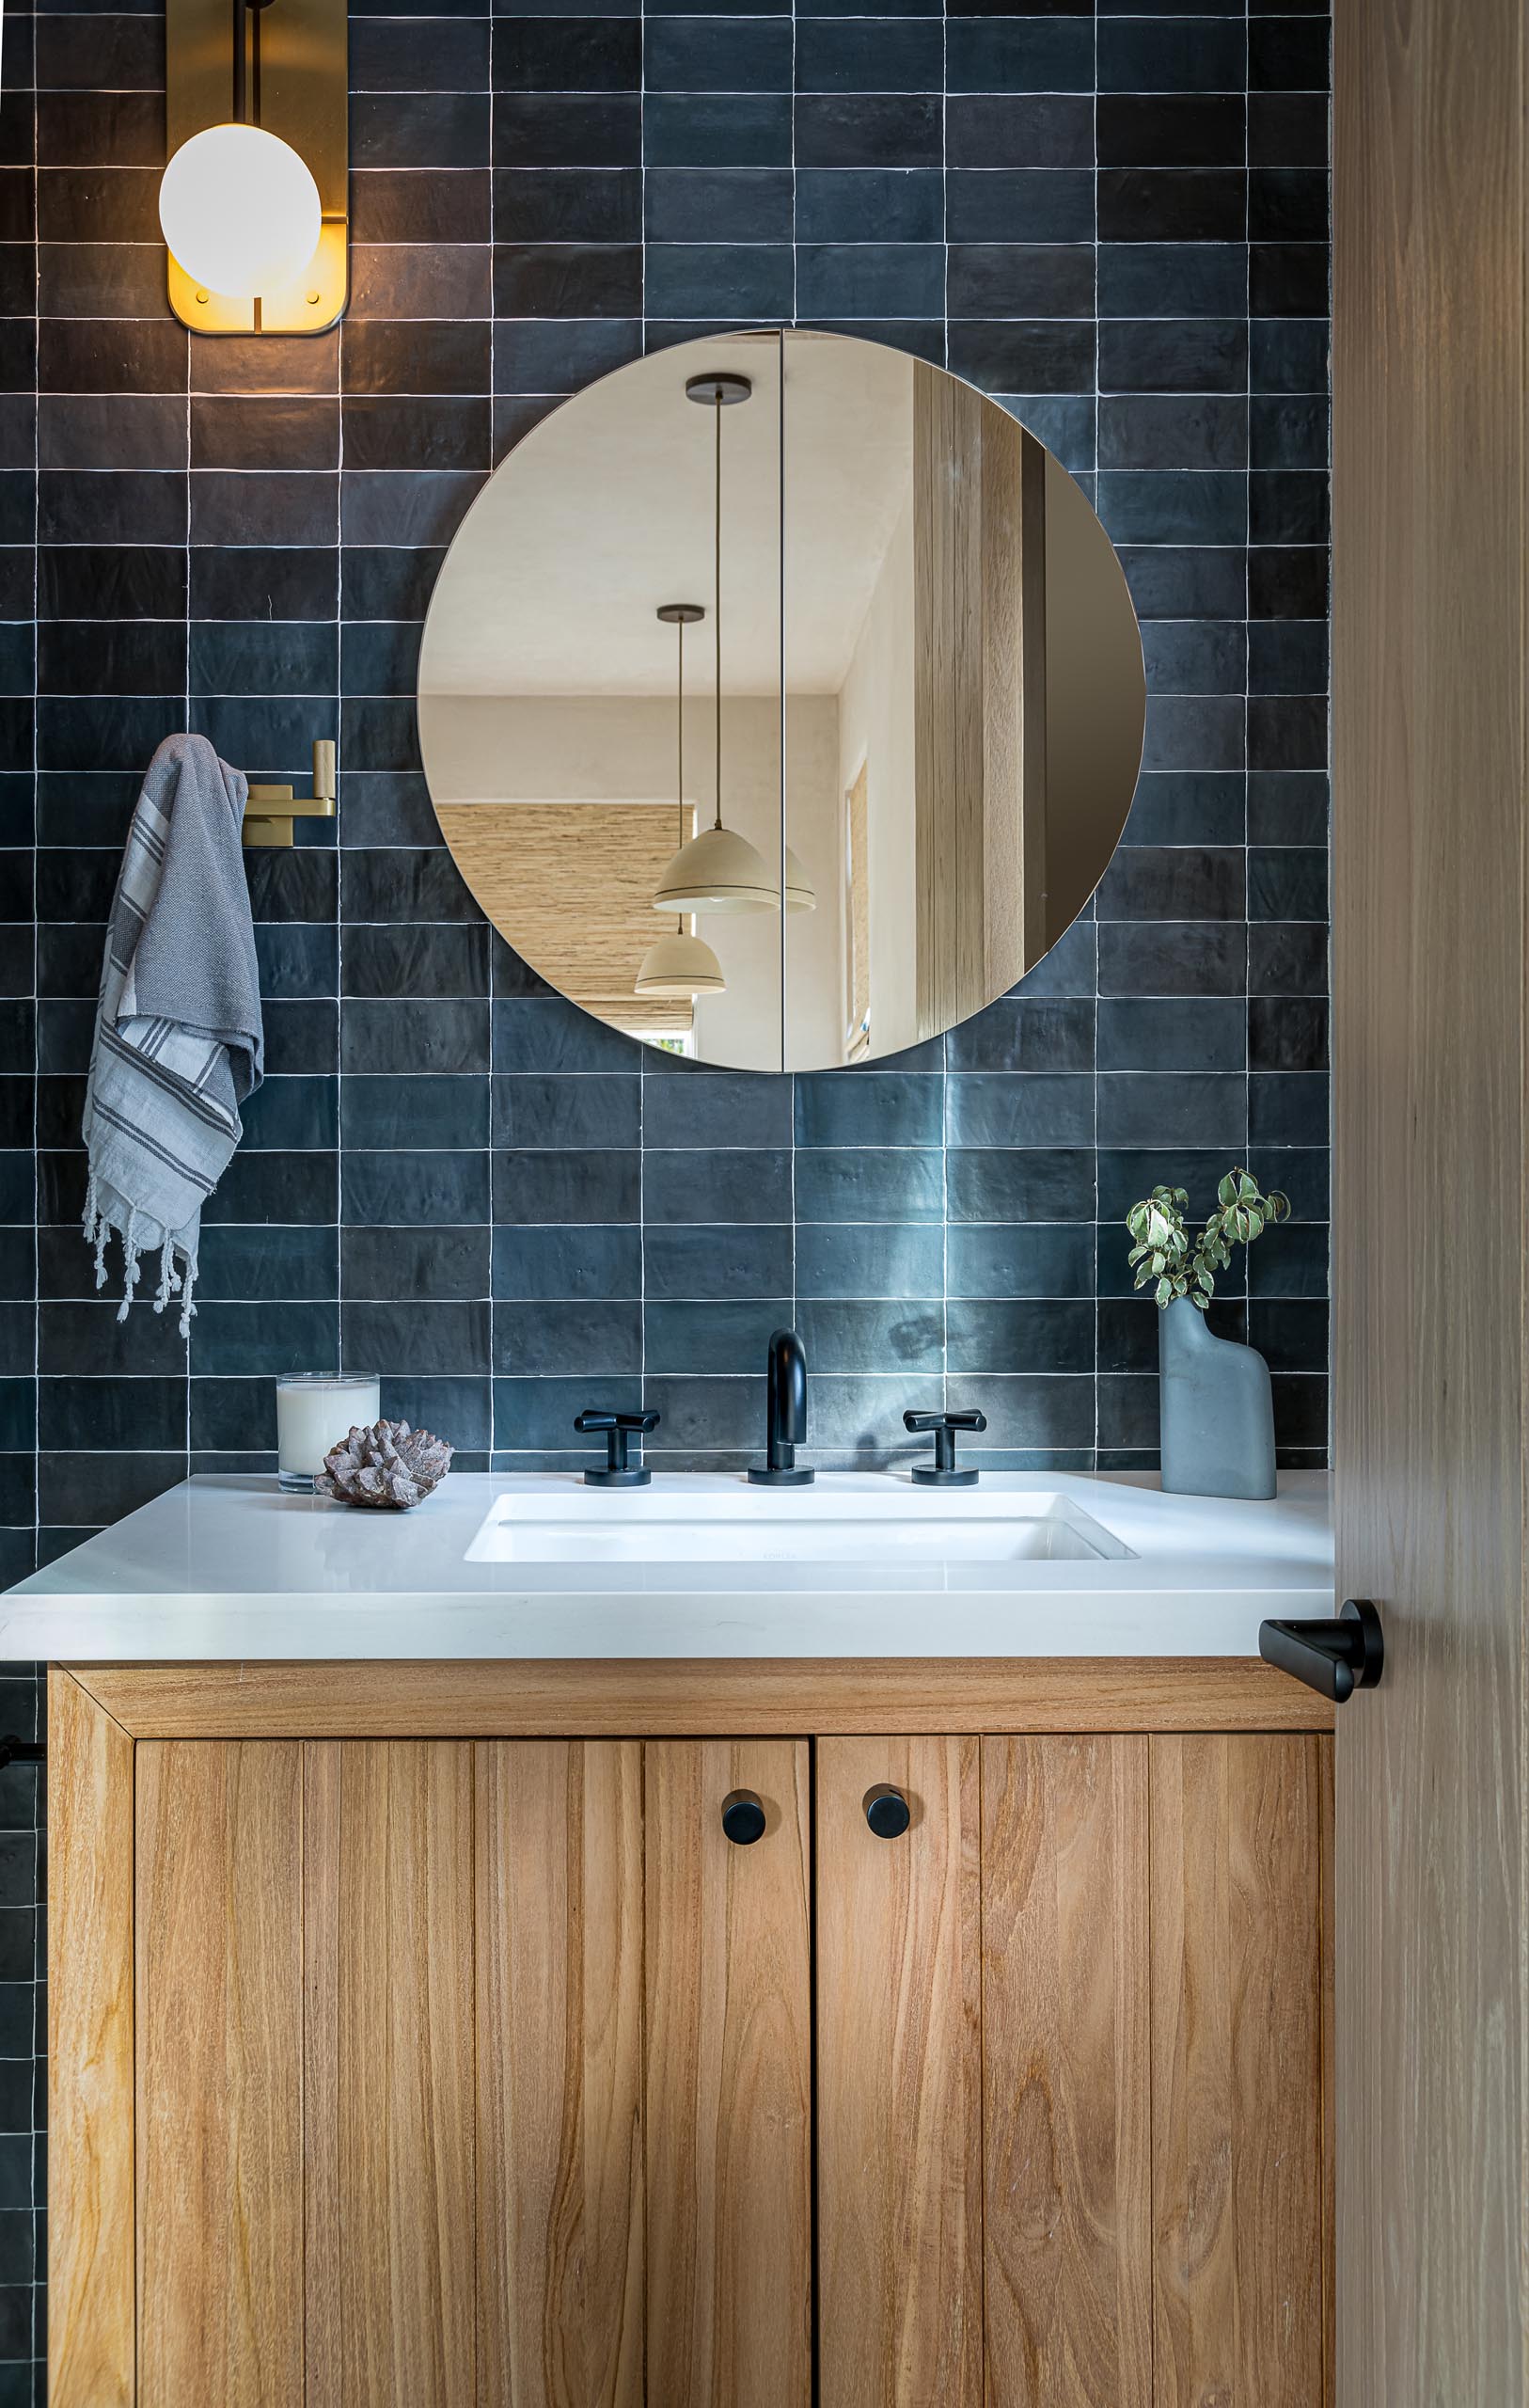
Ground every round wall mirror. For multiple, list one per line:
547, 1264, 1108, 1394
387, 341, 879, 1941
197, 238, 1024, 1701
418, 328, 1146, 1072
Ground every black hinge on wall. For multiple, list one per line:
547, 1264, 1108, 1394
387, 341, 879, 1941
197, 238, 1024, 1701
0, 1738, 45, 1771
1259, 1597, 1385, 1703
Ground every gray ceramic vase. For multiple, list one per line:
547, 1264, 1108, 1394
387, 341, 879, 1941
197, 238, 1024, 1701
1158, 1296, 1277, 1500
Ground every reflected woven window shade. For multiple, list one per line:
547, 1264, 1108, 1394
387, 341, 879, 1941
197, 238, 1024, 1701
434, 800, 698, 1033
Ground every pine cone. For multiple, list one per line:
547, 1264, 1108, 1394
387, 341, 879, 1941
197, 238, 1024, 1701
314, 1418, 454, 1510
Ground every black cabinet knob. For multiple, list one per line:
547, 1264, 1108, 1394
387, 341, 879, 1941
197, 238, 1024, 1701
721, 1788, 767, 1846
863, 1784, 911, 1840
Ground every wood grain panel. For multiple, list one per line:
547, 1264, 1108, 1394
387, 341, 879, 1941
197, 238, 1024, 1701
1318, 1735, 1334, 2408
913, 364, 1038, 1036
305, 1742, 476, 2408
476, 1741, 644, 2408
69, 1656, 1334, 1740
135, 1742, 304, 2408
644, 1741, 812, 2408
1149, 1735, 1324, 2408
48, 1669, 135, 2408
816, 1735, 983, 2408
1332, 0, 1528, 2397
981, 1736, 1150, 2408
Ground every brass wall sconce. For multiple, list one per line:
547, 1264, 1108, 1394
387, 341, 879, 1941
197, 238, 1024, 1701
243, 739, 337, 848
161, 0, 348, 335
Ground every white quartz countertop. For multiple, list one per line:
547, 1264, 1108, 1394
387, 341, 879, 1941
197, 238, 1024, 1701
0, 1470, 1334, 1661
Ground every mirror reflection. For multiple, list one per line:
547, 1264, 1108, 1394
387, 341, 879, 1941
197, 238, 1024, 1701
418, 329, 1146, 1072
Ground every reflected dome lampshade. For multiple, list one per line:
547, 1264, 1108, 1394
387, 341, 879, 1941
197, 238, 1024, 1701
159, 122, 322, 300
635, 928, 727, 998
783, 843, 815, 913
652, 820, 778, 916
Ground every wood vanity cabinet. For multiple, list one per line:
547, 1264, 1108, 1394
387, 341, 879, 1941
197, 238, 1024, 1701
49, 1661, 1332, 2408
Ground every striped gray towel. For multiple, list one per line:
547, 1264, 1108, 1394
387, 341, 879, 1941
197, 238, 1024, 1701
82, 733, 263, 1334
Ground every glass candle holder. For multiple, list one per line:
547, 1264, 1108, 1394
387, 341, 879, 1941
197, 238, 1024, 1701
275, 1374, 380, 1491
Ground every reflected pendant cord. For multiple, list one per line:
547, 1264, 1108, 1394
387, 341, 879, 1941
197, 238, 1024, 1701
713, 387, 723, 832
676, 615, 686, 934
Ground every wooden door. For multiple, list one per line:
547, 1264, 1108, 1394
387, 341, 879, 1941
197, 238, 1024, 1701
644, 1741, 812, 2408
1333, 0, 1529, 2398
815, 1735, 984, 2408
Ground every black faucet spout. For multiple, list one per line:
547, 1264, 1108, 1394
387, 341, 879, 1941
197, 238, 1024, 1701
748, 1328, 814, 1486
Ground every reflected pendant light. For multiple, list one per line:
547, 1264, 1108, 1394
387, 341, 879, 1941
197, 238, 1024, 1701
636, 605, 728, 1000
652, 373, 779, 916
783, 842, 815, 913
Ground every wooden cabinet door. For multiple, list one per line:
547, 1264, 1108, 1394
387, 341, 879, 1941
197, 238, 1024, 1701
136, 1741, 306, 2408
815, 1735, 984, 2408
981, 1735, 1151, 2408
304, 1741, 478, 2408
135, 1735, 805, 2408
139, 1741, 483, 2408
1149, 1735, 1329, 2408
644, 1740, 812, 2408
476, 1739, 645, 2408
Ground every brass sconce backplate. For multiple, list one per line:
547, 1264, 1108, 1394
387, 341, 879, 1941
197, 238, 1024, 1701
166, 0, 349, 334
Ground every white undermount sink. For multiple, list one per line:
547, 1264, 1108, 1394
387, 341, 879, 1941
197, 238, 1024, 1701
466, 1479, 1133, 1567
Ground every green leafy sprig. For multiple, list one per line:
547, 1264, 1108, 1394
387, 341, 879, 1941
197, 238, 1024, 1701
1126, 1169, 1291, 1311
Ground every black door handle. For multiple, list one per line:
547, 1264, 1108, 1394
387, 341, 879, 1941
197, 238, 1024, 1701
863, 1784, 911, 1839
1259, 1597, 1384, 1703
720, 1789, 766, 1846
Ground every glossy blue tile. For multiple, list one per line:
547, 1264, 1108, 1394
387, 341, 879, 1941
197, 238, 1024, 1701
644, 1299, 794, 1374
643, 1072, 792, 1150
794, 1222, 945, 1299
947, 1224, 1095, 1298
493, 1224, 643, 1299
795, 1073, 943, 1148
797, 1299, 944, 1373
946, 1074, 1095, 1147
494, 1300, 641, 1375
793, 1147, 944, 1223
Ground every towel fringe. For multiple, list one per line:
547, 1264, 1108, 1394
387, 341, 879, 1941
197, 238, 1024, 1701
178, 1258, 197, 1339
115, 1206, 142, 1323
82, 1172, 111, 1292
84, 1178, 197, 1336
152, 1239, 179, 1316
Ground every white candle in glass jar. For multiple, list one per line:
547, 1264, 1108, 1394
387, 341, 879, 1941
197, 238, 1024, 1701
276, 1374, 380, 1489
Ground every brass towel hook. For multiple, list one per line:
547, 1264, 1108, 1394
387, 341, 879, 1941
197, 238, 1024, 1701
243, 739, 337, 848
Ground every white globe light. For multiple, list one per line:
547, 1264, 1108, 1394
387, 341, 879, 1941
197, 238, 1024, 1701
159, 124, 322, 299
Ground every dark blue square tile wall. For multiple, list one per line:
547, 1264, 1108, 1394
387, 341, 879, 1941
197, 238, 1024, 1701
5, 0, 1332, 1525
4, 0, 1328, 2369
